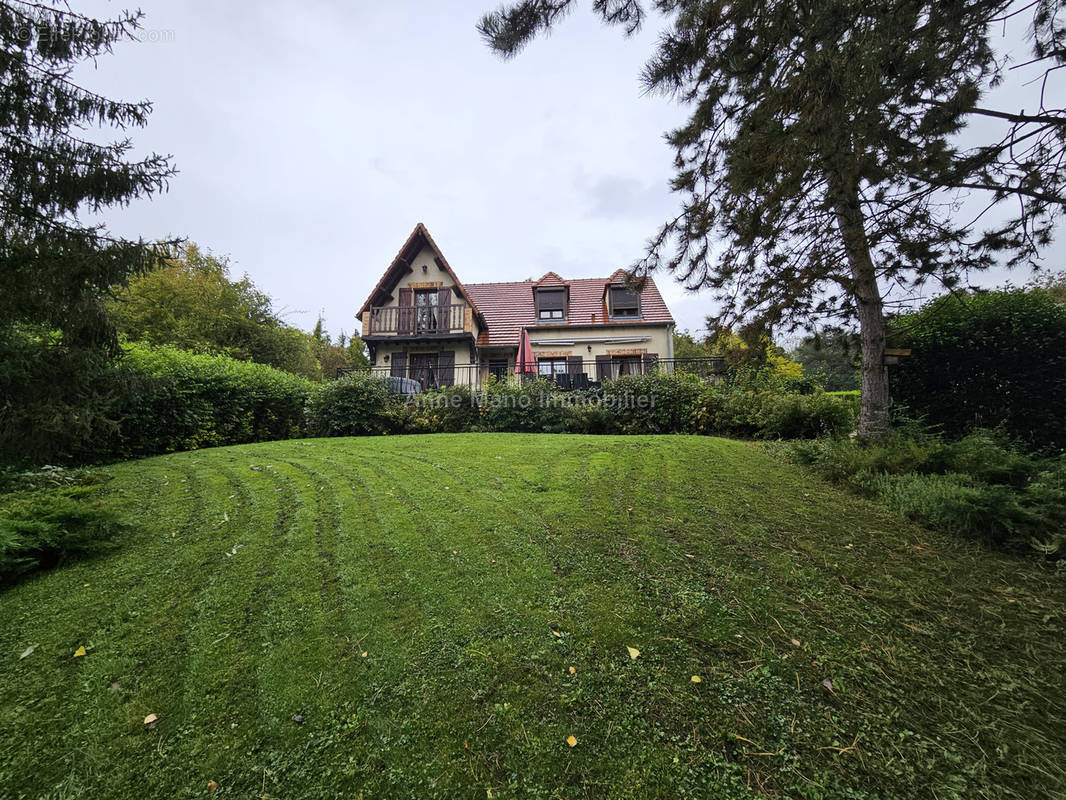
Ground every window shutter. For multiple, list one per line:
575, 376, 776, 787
567, 355, 583, 376
537, 289, 566, 311
595, 355, 611, 382
437, 287, 451, 332
390, 351, 407, 378
397, 288, 413, 334
642, 352, 659, 374
437, 351, 455, 386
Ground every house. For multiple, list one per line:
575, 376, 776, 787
357, 223, 676, 388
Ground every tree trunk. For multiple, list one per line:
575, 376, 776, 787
832, 177, 890, 438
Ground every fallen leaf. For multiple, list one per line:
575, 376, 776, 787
690, 675, 702, 683
790, 638, 802, 647
568, 666, 576, 675
19, 644, 37, 660
822, 678, 834, 692
361, 651, 368, 658
143, 713, 158, 725
626, 646, 640, 660
207, 780, 218, 793
566, 734, 578, 747
551, 630, 563, 638
73, 646, 86, 658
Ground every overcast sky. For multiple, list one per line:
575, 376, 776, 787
77, 0, 1062, 340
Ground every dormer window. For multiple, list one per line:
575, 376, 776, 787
536, 288, 567, 321
609, 285, 641, 318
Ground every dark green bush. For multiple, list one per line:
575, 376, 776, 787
116, 343, 312, 456
603, 373, 702, 434
0, 488, 129, 586
695, 383, 855, 439
892, 289, 1066, 451
563, 402, 619, 435
418, 385, 481, 433
304, 372, 397, 437
0, 334, 313, 465
476, 377, 570, 433
0, 326, 124, 466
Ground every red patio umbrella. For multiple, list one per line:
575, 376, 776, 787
515, 327, 536, 376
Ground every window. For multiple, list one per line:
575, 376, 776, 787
612, 356, 642, 377
536, 288, 567, 320
488, 359, 509, 379
609, 286, 640, 318
538, 358, 568, 377
409, 352, 439, 386
414, 290, 438, 332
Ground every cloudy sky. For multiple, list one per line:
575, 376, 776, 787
77, 0, 1062, 340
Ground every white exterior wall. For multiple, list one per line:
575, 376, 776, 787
526, 324, 672, 362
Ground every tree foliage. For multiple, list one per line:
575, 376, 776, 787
673, 324, 805, 378
0, 0, 176, 348
479, 0, 1066, 436
892, 287, 1066, 450
108, 245, 367, 381
791, 327, 861, 391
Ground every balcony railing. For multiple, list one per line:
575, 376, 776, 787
367, 304, 467, 336
340, 357, 728, 392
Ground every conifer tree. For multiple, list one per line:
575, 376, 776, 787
0, 1, 175, 348
479, 0, 1066, 435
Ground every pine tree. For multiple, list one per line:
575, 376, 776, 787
479, 0, 1066, 436
0, 1, 176, 348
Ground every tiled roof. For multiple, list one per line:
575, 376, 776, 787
357, 223, 484, 322
534, 271, 568, 287
466, 275, 675, 348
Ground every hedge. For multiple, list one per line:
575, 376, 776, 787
305, 372, 856, 441
892, 289, 1066, 451
114, 343, 313, 457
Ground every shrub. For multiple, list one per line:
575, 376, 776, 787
756, 391, 856, 439
869, 473, 1031, 548
603, 373, 702, 434
478, 378, 569, 433
117, 343, 312, 456
563, 402, 619, 435
304, 372, 397, 437
0, 489, 129, 586
0, 334, 314, 465
892, 289, 1066, 451
790, 429, 1066, 557
696, 382, 855, 439
0, 326, 124, 466
418, 385, 481, 433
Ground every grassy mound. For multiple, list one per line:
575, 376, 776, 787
0, 435, 1063, 799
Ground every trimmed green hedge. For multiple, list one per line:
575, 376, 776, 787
306, 372, 856, 441
892, 289, 1066, 451
0, 339, 313, 465
115, 343, 313, 457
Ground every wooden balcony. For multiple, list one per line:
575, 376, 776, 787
365, 304, 471, 338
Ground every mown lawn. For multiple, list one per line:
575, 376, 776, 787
0, 434, 1063, 799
